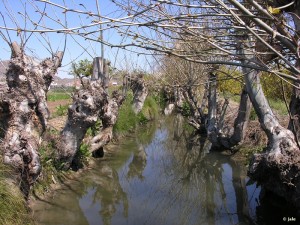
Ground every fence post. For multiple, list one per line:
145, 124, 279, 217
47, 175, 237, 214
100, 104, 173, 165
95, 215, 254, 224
92, 57, 109, 92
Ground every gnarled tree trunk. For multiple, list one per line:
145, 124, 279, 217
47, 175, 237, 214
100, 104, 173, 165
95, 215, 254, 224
206, 72, 252, 149
58, 79, 107, 168
128, 74, 148, 114
0, 42, 62, 196
286, 3, 300, 145
238, 42, 300, 206
90, 91, 124, 157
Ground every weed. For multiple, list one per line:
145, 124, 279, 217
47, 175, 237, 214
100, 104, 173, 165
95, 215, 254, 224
182, 101, 191, 117
33, 133, 60, 196
114, 98, 137, 133
86, 119, 102, 137
54, 104, 69, 117
140, 96, 159, 121
137, 112, 148, 124
78, 143, 91, 158
153, 90, 168, 109
71, 143, 91, 170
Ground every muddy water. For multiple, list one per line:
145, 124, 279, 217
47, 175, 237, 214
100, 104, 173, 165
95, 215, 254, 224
32, 115, 263, 225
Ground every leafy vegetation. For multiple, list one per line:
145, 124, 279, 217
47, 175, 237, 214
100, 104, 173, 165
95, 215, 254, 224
260, 72, 292, 100
218, 67, 290, 116
217, 67, 243, 96
152, 90, 168, 110
240, 145, 265, 164
54, 104, 69, 117
249, 108, 257, 121
113, 94, 137, 133
181, 101, 191, 117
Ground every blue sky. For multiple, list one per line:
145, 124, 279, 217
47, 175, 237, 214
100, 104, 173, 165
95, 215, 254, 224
0, 0, 155, 78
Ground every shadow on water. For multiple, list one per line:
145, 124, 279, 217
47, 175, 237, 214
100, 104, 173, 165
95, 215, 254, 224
32, 115, 298, 225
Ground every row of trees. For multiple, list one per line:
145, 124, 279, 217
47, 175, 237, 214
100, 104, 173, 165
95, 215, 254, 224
0, 43, 149, 198
0, 0, 300, 207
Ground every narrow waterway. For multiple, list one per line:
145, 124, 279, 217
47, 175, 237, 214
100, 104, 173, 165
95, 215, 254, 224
32, 115, 266, 225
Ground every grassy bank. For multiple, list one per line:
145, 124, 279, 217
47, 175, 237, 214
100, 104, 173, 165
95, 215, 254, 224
0, 158, 33, 225
114, 93, 159, 134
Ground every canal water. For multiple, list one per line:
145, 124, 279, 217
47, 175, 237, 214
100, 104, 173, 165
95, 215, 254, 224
32, 115, 276, 225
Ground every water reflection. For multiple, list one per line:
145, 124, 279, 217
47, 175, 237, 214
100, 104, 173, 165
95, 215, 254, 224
33, 115, 267, 225
127, 144, 147, 180
85, 164, 128, 225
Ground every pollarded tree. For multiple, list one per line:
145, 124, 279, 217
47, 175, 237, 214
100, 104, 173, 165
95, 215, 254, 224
0, 44, 125, 195
0, 42, 63, 197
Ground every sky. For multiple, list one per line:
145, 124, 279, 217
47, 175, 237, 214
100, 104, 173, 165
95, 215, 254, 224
0, 0, 155, 78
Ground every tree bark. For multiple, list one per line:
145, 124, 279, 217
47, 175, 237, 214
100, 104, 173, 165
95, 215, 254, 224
286, 4, 300, 145
90, 91, 124, 157
1, 42, 63, 196
59, 79, 107, 169
205, 73, 251, 149
207, 72, 218, 145
245, 67, 300, 207
230, 86, 252, 145
128, 74, 148, 114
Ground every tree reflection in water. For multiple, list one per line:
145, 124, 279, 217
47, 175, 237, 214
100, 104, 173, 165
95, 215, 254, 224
161, 115, 258, 225
127, 144, 147, 180
32, 115, 289, 225
91, 163, 128, 225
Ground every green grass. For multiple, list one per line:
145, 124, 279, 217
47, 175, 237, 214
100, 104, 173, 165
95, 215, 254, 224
139, 95, 159, 121
230, 94, 241, 103
230, 94, 288, 116
268, 99, 288, 116
114, 94, 159, 134
47, 91, 71, 102
114, 94, 138, 133
0, 158, 33, 225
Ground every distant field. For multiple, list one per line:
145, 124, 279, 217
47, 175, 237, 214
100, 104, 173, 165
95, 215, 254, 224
47, 91, 71, 102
